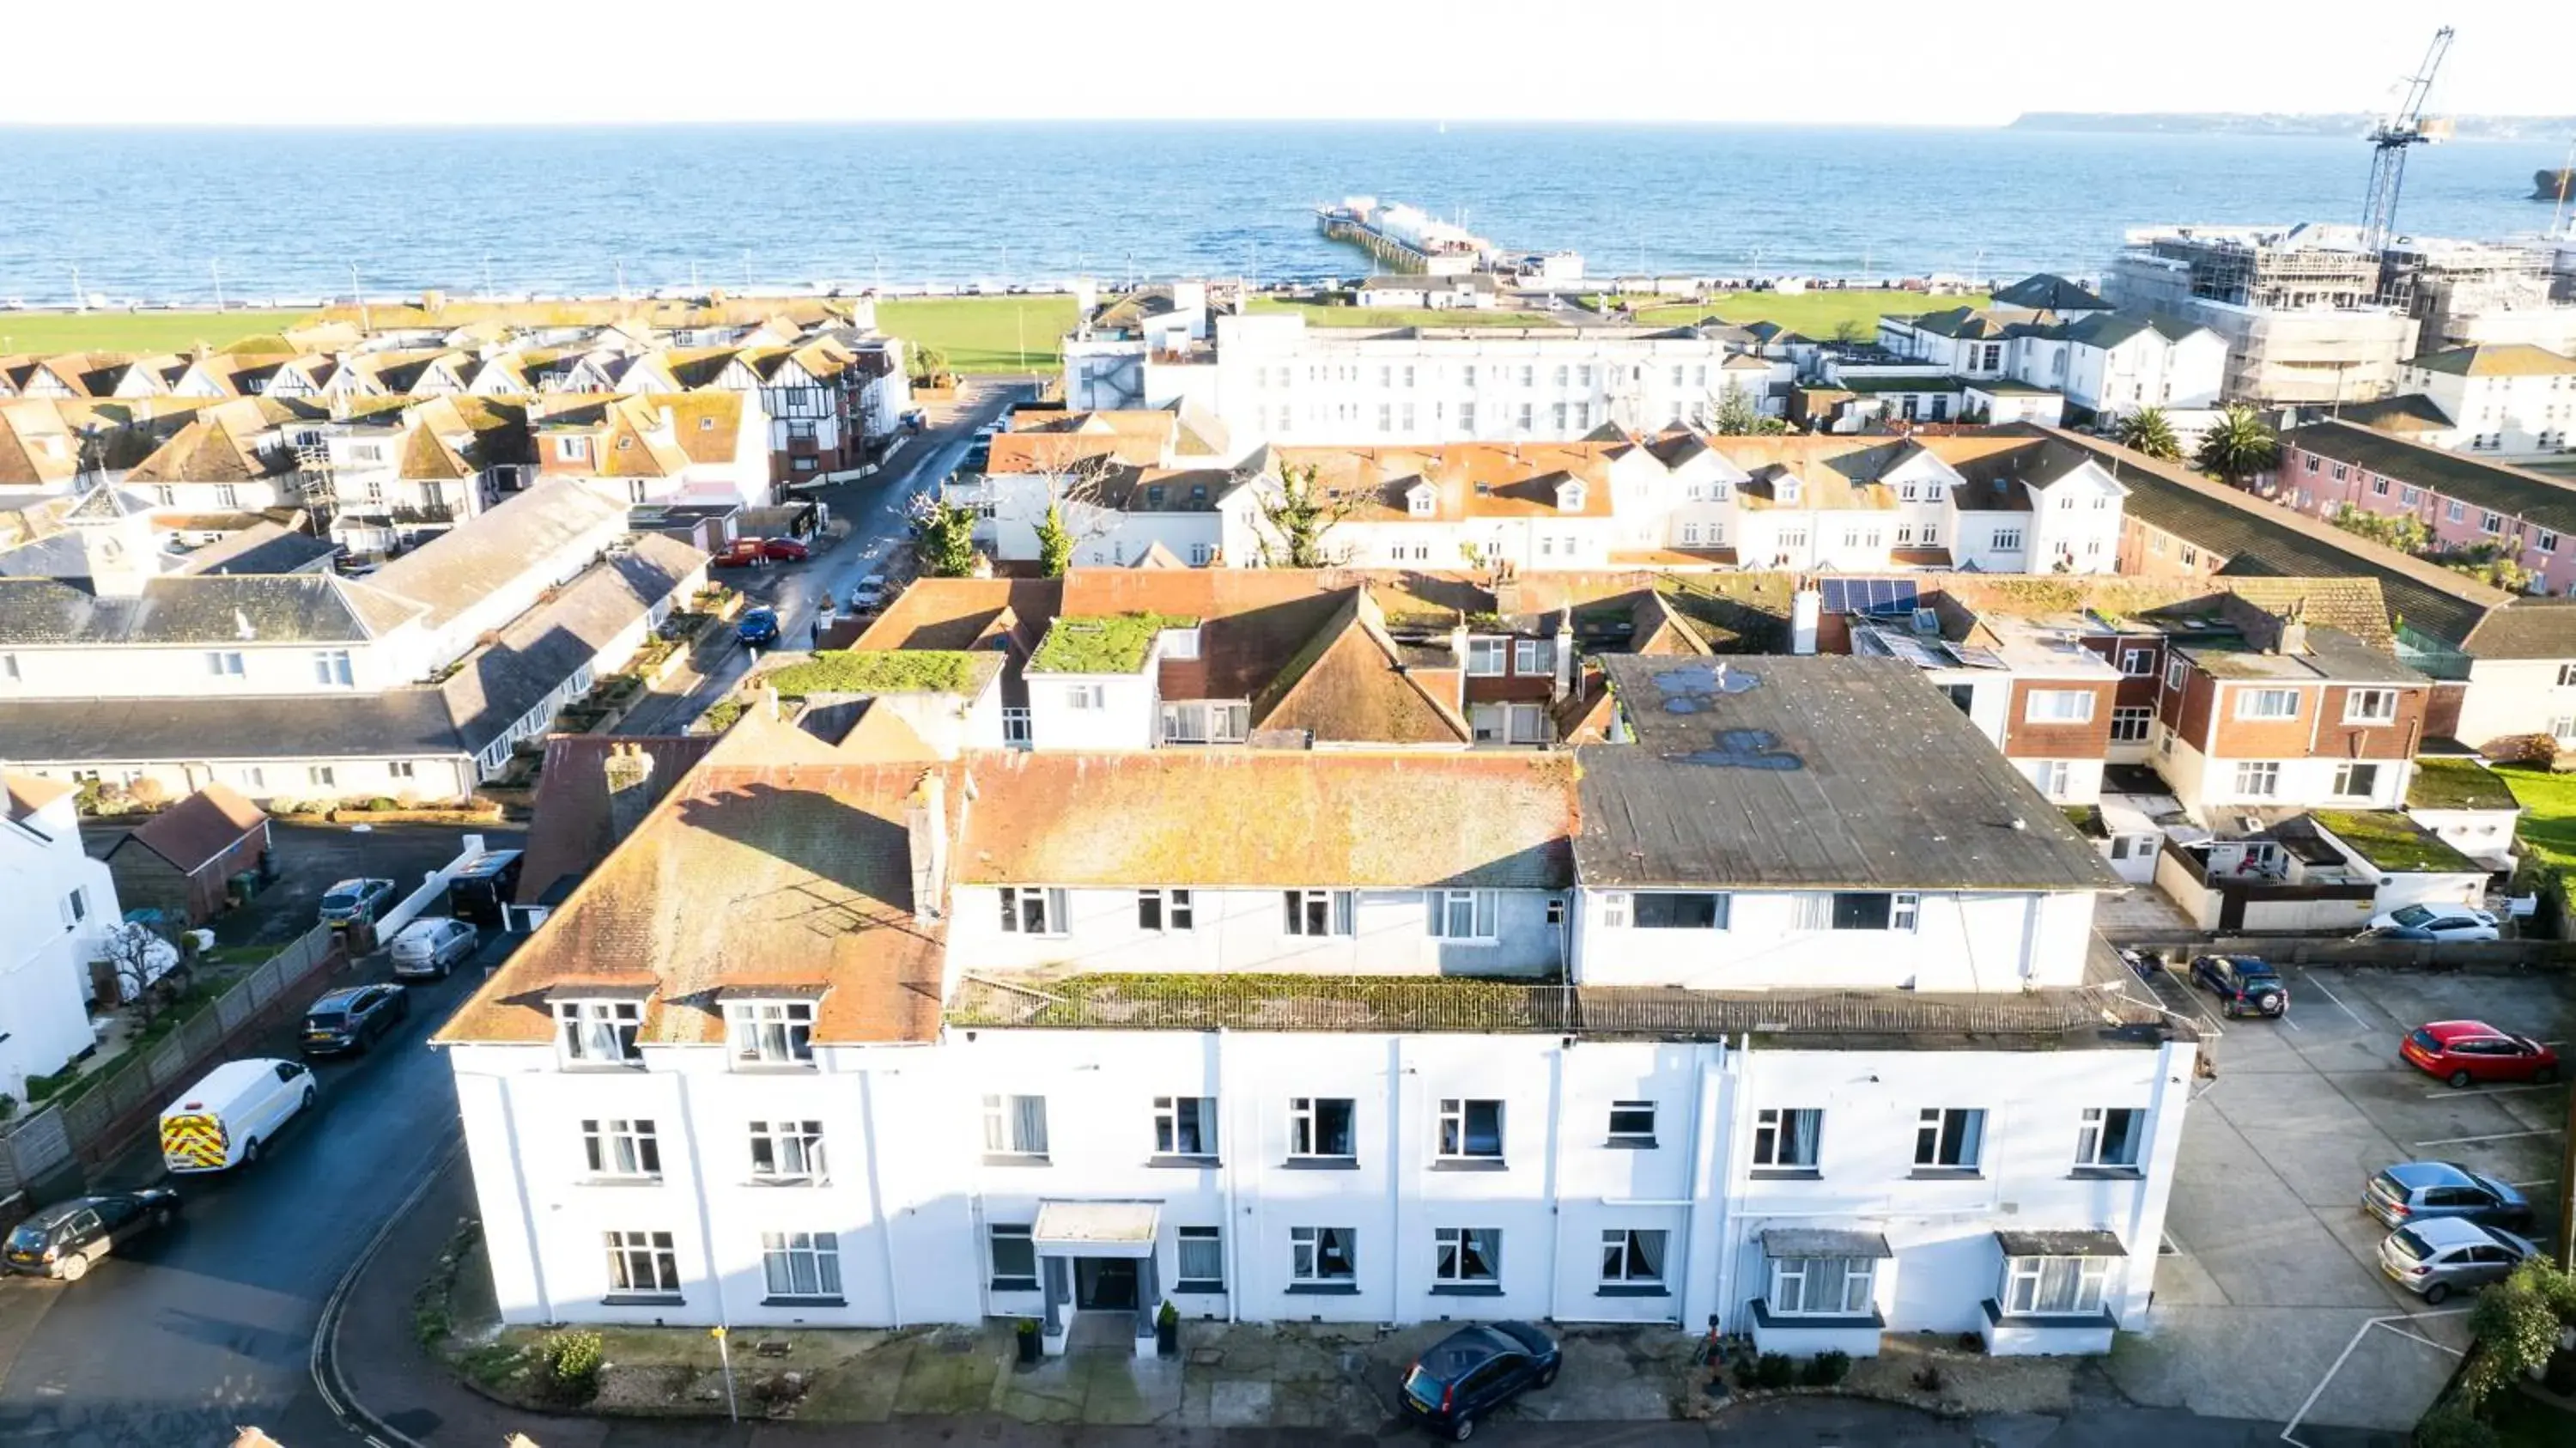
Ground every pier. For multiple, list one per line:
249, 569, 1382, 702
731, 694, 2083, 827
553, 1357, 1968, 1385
1315, 196, 1583, 282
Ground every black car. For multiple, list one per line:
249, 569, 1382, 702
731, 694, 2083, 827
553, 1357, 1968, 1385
3, 1189, 181, 1281
2190, 954, 2287, 1019
1400, 1322, 1560, 1440
302, 983, 410, 1056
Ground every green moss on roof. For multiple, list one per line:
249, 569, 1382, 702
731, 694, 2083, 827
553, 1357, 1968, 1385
949, 972, 1557, 1031
216, 334, 297, 356
2062, 806, 2109, 839
2313, 810, 2478, 873
761, 649, 980, 698
2407, 758, 2521, 813
1029, 611, 1197, 674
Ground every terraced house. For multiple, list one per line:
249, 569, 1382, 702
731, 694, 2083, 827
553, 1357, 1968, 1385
438, 656, 2194, 1361
2274, 418, 2576, 598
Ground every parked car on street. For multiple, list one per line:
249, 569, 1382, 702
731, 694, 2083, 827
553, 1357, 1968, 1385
389, 916, 477, 979
3, 1189, 182, 1281
317, 878, 396, 929
1399, 1322, 1559, 1441
2366, 904, 2500, 942
713, 538, 768, 569
443, 849, 523, 928
759, 537, 810, 563
736, 606, 781, 648
159, 1058, 316, 1172
851, 574, 894, 613
2379, 1217, 2538, 1303
2189, 954, 2287, 1018
2400, 1020, 2560, 1087
2364, 1161, 2534, 1231
301, 983, 410, 1056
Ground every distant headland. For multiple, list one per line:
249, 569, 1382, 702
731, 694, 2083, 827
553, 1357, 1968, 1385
2010, 112, 2576, 142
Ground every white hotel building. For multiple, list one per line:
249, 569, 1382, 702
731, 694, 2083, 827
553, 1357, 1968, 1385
440, 654, 2194, 1361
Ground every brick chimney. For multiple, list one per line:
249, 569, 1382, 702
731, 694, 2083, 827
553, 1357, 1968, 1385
906, 769, 949, 919
603, 742, 657, 843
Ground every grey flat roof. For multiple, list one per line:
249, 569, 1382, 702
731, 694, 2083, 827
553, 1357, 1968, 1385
1763, 1228, 1894, 1259
1995, 1229, 2127, 1259
1577, 655, 2123, 892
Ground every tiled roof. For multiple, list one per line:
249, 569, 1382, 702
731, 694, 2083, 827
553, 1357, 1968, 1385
176, 521, 339, 577
439, 757, 951, 1047
438, 532, 706, 754
2336, 393, 2455, 435
0, 573, 424, 647
121, 782, 267, 873
854, 578, 1061, 652
991, 411, 1180, 471
4, 772, 76, 821
368, 478, 629, 630
1250, 589, 1470, 745
1268, 441, 1624, 521
1934, 575, 2396, 649
513, 734, 719, 905
0, 691, 474, 766
2282, 420, 2576, 532
957, 751, 1577, 890
2407, 343, 2576, 378
125, 413, 288, 484
2458, 598, 2576, 660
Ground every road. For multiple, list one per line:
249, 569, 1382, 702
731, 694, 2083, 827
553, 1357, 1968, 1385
617, 377, 1034, 736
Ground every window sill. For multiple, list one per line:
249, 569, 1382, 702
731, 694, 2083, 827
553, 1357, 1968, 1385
603, 1293, 685, 1306
1429, 1158, 1509, 1172
1430, 1282, 1504, 1297
990, 1279, 1040, 1293
1603, 1138, 1658, 1151
1146, 1154, 1221, 1170
1750, 1167, 1821, 1181
2068, 1165, 2145, 1181
1908, 1168, 1984, 1181
577, 1176, 664, 1187
1175, 1281, 1225, 1294
1285, 1282, 1360, 1296
731, 1061, 820, 1074
748, 1177, 829, 1188
761, 1296, 846, 1308
982, 1153, 1053, 1168
1280, 1157, 1359, 1171
1596, 1284, 1670, 1299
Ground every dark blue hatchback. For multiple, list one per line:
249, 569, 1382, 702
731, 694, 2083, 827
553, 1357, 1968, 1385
1400, 1322, 1559, 1440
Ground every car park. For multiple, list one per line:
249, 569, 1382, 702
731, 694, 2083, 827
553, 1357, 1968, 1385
317, 877, 396, 929
301, 983, 410, 1055
736, 606, 781, 648
2189, 954, 2287, 1018
389, 916, 477, 978
2378, 1217, 2537, 1303
2399, 1020, 2560, 1087
159, 1058, 316, 1173
1399, 1322, 1559, 1440
2367, 904, 2500, 942
3, 1189, 182, 1282
2364, 1161, 2533, 1231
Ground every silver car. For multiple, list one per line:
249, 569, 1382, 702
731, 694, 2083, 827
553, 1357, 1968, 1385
389, 916, 477, 979
2379, 1217, 2537, 1303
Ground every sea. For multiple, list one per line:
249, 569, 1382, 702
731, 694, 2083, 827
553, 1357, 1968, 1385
0, 123, 2570, 305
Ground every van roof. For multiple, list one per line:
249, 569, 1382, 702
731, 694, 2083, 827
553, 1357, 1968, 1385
162, 1057, 289, 1115
454, 849, 524, 879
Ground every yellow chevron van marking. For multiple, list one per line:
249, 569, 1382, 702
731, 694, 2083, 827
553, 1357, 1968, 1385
160, 1113, 227, 1167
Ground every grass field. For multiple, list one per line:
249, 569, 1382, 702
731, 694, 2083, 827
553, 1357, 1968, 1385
1245, 298, 1564, 330
0, 308, 312, 355
877, 295, 1078, 374
2497, 763, 2576, 873
1610, 290, 1990, 338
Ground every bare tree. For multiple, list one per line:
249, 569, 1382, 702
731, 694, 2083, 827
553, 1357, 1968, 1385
99, 922, 182, 1025
1001, 438, 1133, 569
1254, 462, 1363, 569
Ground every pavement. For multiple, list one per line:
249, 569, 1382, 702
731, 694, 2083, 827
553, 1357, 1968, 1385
615, 378, 1032, 738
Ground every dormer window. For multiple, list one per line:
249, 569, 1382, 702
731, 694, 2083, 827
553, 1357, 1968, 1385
1406, 484, 1437, 517
726, 997, 817, 1067
1159, 626, 1202, 660
553, 997, 644, 1065
1555, 481, 1586, 513
1777, 478, 1801, 505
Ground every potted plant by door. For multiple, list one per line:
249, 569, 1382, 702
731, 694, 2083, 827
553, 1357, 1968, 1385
1016, 1318, 1042, 1365
1156, 1300, 1180, 1358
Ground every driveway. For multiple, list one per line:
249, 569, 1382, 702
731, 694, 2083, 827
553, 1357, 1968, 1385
2111, 961, 2572, 1433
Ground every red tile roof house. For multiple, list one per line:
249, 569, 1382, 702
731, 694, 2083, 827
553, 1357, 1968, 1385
101, 782, 272, 927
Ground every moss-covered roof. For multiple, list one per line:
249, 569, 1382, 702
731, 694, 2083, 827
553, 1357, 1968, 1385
2313, 809, 2480, 873
1028, 611, 1196, 674
2407, 758, 2522, 813
758, 649, 992, 699
2062, 805, 2109, 839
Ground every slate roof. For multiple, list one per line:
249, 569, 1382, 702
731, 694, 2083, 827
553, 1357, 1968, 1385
1249, 588, 1470, 745
2281, 420, 2576, 532
514, 733, 720, 905
177, 522, 338, 576
1990, 274, 2111, 313
2336, 393, 2455, 435
118, 782, 268, 873
958, 751, 1577, 890
438, 532, 706, 752
1577, 654, 2122, 891
368, 478, 628, 630
0, 572, 424, 647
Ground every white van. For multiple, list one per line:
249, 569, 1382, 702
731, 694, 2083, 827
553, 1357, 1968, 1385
159, 1058, 316, 1173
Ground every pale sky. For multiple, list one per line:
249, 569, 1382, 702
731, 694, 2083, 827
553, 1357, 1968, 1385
5, 1, 2571, 127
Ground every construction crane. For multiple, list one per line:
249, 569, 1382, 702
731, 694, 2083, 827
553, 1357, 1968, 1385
2360, 25, 2455, 258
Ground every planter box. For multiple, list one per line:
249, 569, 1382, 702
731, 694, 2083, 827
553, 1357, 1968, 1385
326, 806, 505, 826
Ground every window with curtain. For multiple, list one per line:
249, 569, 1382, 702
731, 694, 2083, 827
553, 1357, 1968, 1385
1915, 1108, 1984, 1170
1600, 1229, 1666, 1285
580, 1119, 660, 1177
1434, 1227, 1503, 1285
988, 1224, 1037, 1290
1153, 1096, 1218, 1157
749, 1120, 825, 1181
2075, 1107, 2144, 1168
1770, 1256, 1874, 1316
726, 1000, 815, 1065
1437, 1099, 1504, 1159
1176, 1226, 1224, 1292
1752, 1108, 1822, 1170
1427, 889, 1498, 940
2004, 1256, 2112, 1316
1291, 1226, 1357, 1282
760, 1231, 841, 1301
981, 1094, 1050, 1157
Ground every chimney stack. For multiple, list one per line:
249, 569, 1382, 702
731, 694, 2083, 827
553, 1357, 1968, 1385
604, 741, 657, 843
1552, 607, 1576, 703
906, 770, 949, 919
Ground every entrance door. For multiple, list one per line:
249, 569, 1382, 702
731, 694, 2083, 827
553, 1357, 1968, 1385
1075, 1257, 1139, 1311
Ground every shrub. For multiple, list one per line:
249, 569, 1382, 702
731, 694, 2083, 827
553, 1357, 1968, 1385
2488, 733, 2565, 766
365, 797, 400, 812
1753, 1353, 1795, 1390
1801, 1350, 1851, 1386
127, 777, 169, 808
2415, 1402, 2500, 1448
2459, 1259, 2571, 1405
543, 1329, 604, 1391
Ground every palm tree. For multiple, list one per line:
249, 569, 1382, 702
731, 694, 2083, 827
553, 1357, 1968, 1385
2194, 404, 2278, 489
2117, 406, 2181, 461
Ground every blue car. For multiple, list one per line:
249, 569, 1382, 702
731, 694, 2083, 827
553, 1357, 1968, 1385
736, 606, 780, 648
1400, 1322, 1559, 1440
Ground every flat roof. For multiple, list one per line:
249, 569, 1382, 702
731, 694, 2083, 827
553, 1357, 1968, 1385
1576, 654, 2121, 892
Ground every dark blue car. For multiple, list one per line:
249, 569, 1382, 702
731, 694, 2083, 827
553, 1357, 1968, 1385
1400, 1322, 1559, 1440
736, 606, 781, 648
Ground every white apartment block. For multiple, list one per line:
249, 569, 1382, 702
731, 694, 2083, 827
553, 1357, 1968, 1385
2385, 344, 2576, 459
0, 776, 119, 1104
442, 657, 2193, 1363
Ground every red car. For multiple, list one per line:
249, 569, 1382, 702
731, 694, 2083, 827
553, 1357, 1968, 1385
759, 537, 810, 563
712, 538, 765, 569
2401, 1021, 2561, 1088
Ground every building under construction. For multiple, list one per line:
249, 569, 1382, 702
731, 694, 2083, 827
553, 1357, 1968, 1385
2104, 223, 2421, 405
2384, 235, 2576, 352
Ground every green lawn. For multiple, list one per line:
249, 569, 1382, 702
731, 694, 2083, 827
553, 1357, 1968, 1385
878, 295, 1078, 374
0, 308, 312, 355
2496, 764, 2576, 874
1611, 290, 1992, 339
1245, 298, 1565, 330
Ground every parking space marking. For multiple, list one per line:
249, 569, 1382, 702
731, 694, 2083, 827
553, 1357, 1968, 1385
2409, 1129, 2564, 1147
2280, 1310, 2468, 1448
2300, 971, 2374, 1031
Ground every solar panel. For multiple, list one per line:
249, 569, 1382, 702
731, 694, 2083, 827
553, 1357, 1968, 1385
1817, 579, 1851, 613
1883, 634, 1947, 669
1945, 644, 2012, 670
